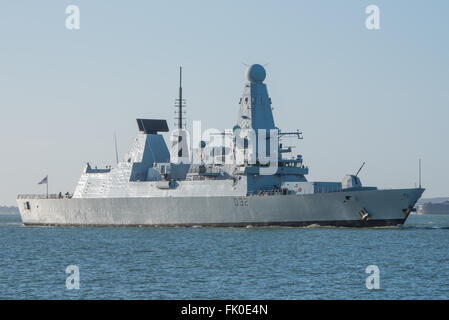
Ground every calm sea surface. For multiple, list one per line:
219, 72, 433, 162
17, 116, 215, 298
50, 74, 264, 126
0, 212, 448, 299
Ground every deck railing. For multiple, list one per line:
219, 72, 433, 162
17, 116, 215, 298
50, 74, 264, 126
17, 194, 73, 199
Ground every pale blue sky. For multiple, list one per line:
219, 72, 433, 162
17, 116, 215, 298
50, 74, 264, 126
0, 1, 448, 205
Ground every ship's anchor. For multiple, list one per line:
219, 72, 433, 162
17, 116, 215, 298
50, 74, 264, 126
402, 206, 413, 218
358, 208, 370, 222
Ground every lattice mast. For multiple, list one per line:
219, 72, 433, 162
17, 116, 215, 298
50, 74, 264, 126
174, 67, 186, 156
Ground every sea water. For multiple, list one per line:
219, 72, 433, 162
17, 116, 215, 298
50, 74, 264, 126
0, 212, 447, 299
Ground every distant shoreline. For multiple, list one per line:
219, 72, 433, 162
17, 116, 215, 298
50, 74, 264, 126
0, 206, 19, 214
417, 197, 449, 205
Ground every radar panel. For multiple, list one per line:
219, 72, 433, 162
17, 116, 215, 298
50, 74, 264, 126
136, 119, 169, 134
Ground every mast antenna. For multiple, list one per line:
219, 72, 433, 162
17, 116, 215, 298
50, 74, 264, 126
419, 158, 422, 188
174, 66, 186, 156
177, 66, 183, 130
114, 132, 119, 165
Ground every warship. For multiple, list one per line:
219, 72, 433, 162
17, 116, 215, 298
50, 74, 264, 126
17, 64, 424, 227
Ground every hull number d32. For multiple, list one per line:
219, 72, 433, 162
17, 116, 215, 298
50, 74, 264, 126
234, 197, 248, 207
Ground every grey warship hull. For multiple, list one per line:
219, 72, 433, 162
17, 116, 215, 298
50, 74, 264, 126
17, 188, 424, 227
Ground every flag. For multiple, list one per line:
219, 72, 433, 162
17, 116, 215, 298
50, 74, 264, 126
38, 176, 48, 185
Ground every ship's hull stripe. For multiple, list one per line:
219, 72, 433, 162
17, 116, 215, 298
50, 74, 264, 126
23, 218, 405, 228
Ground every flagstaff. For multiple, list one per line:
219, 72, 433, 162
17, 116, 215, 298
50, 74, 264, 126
38, 175, 48, 198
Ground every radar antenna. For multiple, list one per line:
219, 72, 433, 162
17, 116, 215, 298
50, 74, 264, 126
279, 130, 303, 140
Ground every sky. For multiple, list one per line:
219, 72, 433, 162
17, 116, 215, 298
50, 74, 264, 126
0, 1, 448, 205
